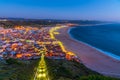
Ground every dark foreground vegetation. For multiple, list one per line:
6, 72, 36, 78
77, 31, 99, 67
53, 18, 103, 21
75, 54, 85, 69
46, 58, 120, 80
0, 58, 39, 80
0, 58, 119, 80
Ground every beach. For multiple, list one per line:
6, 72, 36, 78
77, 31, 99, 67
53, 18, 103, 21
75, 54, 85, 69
55, 27, 120, 78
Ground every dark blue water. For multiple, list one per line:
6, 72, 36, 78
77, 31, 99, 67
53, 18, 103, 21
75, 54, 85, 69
69, 23, 120, 60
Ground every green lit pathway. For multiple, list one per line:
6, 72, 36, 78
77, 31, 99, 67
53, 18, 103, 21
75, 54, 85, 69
34, 54, 49, 80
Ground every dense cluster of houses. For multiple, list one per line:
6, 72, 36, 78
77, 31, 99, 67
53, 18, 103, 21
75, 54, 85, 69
0, 26, 80, 62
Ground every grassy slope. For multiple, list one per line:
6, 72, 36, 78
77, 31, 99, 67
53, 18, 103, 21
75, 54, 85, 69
0, 58, 119, 80
46, 58, 120, 80
0, 59, 39, 80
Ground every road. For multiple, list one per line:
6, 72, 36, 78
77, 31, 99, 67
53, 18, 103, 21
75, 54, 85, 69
34, 54, 49, 80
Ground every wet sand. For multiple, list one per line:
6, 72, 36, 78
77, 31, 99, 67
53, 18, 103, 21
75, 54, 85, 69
55, 27, 120, 78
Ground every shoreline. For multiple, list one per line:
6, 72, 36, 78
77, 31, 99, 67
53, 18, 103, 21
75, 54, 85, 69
68, 27, 120, 61
55, 26, 120, 78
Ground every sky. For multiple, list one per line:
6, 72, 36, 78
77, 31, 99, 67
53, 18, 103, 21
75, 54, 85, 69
0, 0, 120, 21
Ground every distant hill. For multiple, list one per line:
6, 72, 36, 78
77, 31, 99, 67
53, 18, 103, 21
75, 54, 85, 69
0, 17, 108, 28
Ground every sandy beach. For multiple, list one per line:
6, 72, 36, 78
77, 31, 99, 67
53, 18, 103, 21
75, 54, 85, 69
55, 27, 120, 78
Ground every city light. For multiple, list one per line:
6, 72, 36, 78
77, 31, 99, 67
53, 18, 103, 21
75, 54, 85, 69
0, 25, 80, 80
34, 54, 49, 80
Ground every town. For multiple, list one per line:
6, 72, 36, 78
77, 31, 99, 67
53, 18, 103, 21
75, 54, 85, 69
0, 25, 80, 62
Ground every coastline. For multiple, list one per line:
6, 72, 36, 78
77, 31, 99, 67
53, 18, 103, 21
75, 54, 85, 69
68, 27, 120, 61
55, 26, 120, 78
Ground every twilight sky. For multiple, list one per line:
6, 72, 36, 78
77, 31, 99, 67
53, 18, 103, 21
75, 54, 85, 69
0, 0, 120, 21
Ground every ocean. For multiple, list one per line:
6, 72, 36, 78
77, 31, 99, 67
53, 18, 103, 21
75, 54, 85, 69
69, 23, 120, 60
